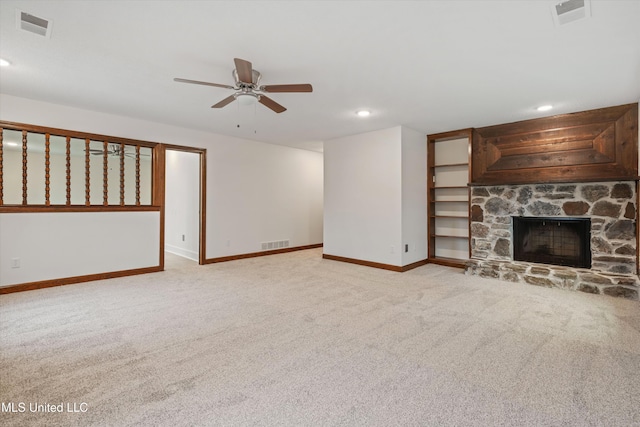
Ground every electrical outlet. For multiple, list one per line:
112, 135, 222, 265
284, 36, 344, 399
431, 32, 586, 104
405, 244, 409, 253
226, 240, 231, 247
11, 258, 20, 268
390, 246, 395, 254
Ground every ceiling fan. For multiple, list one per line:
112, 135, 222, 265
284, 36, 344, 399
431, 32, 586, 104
87, 144, 149, 158
174, 58, 313, 113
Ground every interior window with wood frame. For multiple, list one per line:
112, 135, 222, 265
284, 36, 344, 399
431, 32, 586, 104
0, 122, 156, 210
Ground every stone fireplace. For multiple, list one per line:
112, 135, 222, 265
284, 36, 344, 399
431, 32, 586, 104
465, 182, 639, 300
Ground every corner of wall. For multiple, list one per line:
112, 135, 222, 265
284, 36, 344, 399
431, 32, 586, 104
400, 127, 428, 266
323, 127, 404, 266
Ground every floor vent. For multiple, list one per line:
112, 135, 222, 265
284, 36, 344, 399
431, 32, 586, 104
17, 10, 53, 38
261, 240, 290, 251
551, 0, 590, 27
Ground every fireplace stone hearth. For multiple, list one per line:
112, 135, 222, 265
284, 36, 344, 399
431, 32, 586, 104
465, 182, 639, 300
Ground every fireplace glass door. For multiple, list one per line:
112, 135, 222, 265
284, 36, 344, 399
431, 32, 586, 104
512, 217, 591, 268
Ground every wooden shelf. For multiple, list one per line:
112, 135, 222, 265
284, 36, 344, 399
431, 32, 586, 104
434, 201, 468, 205
432, 200, 468, 203
434, 162, 469, 168
431, 234, 469, 239
433, 200, 468, 203
433, 215, 468, 219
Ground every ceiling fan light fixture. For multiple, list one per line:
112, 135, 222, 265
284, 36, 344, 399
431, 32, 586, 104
236, 92, 260, 106
356, 110, 371, 117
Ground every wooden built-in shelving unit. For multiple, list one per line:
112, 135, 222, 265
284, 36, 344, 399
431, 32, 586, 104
427, 129, 472, 268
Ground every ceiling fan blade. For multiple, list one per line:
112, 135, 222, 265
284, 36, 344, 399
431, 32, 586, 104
259, 95, 287, 113
234, 58, 253, 83
87, 149, 113, 155
174, 78, 234, 90
261, 84, 313, 93
211, 95, 236, 108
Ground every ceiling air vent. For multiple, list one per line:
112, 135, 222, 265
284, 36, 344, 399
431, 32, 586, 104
551, 0, 591, 26
16, 10, 53, 38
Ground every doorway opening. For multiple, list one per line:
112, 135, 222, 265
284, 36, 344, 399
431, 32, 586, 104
164, 146, 206, 265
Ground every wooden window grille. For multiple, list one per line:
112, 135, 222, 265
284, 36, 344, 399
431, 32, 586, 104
0, 122, 157, 210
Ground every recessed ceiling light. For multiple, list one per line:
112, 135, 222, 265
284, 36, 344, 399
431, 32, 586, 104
356, 110, 371, 117
5, 142, 18, 147
537, 105, 553, 112
0, 58, 10, 67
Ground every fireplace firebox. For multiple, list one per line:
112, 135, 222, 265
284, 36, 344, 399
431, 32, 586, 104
512, 217, 591, 269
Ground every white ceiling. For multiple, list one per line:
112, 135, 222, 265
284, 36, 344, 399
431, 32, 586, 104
1, 1, 639, 153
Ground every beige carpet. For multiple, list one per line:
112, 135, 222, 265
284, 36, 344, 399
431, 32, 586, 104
1, 248, 639, 426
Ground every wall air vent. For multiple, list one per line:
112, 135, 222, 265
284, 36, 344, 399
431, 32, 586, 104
16, 10, 53, 38
260, 240, 290, 251
551, 0, 591, 27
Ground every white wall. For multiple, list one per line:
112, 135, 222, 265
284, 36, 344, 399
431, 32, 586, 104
0, 94, 324, 285
401, 127, 428, 265
0, 212, 159, 286
165, 150, 200, 261
324, 126, 426, 267
208, 140, 324, 256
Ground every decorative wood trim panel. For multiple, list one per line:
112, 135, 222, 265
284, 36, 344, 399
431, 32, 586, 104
0, 205, 160, 213
21, 130, 27, 205
85, 138, 90, 205
153, 145, 166, 271
0, 265, 163, 294
135, 145, 141, 205
102, 140, 108, 205
162, 143, 207, 153
45, 133, 50, 205
1, 121, 160, 208
206, 244, 323, 264
199, 149, 207, 265
119, 143, 125, 205
322, 253, 428, 272
472, 103, 638, 185
428, 136, 435, 259
0, 121, 159, 148
65, 136, 71, 205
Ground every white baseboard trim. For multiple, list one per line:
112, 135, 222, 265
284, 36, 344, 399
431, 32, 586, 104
165, 245, 199, 261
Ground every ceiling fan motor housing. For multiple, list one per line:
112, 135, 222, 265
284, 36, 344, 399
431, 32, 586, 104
233, 69, 261, 87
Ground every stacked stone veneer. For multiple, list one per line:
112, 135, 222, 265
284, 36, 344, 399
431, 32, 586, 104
465, 182, 639, 300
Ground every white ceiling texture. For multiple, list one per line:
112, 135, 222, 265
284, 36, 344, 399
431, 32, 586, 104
0, 1, 639, 153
